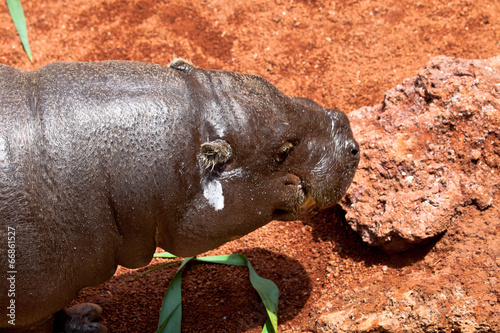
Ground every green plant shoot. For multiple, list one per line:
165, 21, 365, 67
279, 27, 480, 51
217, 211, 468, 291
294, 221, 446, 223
153, 253, 279, 333
6, 0, 33, 62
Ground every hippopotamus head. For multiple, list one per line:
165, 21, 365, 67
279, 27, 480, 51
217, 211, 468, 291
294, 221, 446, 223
158, 60, 360, 256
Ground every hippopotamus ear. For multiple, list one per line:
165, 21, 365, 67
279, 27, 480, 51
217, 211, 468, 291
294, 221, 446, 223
169, 58, 195, 74
199, 139, 233, 171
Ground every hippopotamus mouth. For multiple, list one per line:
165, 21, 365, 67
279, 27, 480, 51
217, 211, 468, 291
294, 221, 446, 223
270, 129, 360, 222
299, 193, 317, 212
271, 172, 317, 220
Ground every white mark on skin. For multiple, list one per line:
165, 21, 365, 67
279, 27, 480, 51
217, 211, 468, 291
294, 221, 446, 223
210, 120, 226, 137
0, 136, 8, 168
206, 100, 227, 136
220, 167, 245, 180
203, 179, 224, 211
229, 98, 248, 129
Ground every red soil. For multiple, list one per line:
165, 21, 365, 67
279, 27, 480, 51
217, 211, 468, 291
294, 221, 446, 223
1, 0, 498, 332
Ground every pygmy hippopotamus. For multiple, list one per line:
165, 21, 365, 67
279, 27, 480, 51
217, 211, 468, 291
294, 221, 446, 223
0, 59, 359, 332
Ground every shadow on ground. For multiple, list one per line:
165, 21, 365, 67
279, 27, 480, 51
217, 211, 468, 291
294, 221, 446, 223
73, 247, 311, 332
302, 205, 443, 269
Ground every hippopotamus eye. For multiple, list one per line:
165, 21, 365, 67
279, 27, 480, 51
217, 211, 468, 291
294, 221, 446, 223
275, 142, 294, 163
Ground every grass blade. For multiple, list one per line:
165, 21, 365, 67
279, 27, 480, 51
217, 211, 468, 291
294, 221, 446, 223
6, 0, 32, 62
157, 257, 193, 333
153, 253, 279, 332
154, 252, 179, 259
195, 254, 279, 333
262, 318, 275, 333
247, 260, 279, 333
156, 303, 180, 333
195, 254, 248, 266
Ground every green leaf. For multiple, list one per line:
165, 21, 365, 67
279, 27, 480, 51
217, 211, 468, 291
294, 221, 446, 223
262, 318, 276, 333
156, 303, 180, 333
156, 256, 194, 333
155, 253, 280, 333
195, 254, 248, 266
195, 254, 279, 333
154, 252, 179, 259
247, 260, 279, 333
6, 0, 32, 62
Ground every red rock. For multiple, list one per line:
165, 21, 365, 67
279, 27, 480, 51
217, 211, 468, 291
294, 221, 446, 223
343, 56, 500, 253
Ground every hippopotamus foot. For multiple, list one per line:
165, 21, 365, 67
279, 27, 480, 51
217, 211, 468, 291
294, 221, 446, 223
53, 303, 107, 333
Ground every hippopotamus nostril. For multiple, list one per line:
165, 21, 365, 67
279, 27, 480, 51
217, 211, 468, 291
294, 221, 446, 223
351, 145, 359, 156
349, 140, 360, 157
284, 173, 301, 186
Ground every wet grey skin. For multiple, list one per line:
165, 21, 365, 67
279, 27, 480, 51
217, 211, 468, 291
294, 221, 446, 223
0, 59, 359, 332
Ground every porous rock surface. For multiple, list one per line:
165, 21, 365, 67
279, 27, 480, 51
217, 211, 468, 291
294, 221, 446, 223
316, 56, 500, 333
343, 55, 500, 253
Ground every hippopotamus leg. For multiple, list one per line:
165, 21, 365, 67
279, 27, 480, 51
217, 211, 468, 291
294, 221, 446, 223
52, 303, 107, 333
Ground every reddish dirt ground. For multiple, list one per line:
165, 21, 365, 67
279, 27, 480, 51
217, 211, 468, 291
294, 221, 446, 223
1, 0, 499, 332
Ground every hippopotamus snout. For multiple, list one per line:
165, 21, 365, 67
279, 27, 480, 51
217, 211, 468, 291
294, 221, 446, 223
329, 109, 360, 160
331, 109, 361, 169
320, 110, 360, 207
290, 107, 360, 210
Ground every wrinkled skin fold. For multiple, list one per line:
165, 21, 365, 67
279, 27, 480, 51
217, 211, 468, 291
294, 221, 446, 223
0, 59, 359, 332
